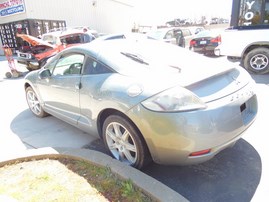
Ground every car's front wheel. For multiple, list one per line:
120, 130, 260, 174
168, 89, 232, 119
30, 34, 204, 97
102, 115, 151, 169
26, 86, 48, 118
244, 48, 269, 74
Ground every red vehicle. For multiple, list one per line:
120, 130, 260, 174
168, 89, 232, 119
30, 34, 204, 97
17, 29, 95, 71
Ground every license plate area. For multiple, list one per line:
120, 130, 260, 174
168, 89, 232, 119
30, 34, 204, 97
240, 95, 257, 125
19, 53, 27, 58
199, 40, 207, 45
240, 103, 246, 112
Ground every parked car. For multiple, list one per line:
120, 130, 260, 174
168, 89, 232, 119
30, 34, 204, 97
146, 27, 186, 47
146, 27, 203, 49
93, 32, 148, 41
24, 39, 258, 169
17, 29, 95, 71
189, 30, 221, 55
185, 26, 205, 35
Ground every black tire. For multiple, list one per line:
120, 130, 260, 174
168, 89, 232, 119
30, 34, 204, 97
25, 86, 48, 118
244, 48, 269, 74
102, 115, 151, 169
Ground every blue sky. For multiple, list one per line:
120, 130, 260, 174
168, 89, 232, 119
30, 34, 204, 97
135, 0, 233, 25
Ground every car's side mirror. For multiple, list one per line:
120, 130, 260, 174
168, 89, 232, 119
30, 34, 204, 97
38, 69, 51, 79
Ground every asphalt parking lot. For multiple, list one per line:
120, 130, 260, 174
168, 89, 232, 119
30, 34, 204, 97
0, 56, 268, 202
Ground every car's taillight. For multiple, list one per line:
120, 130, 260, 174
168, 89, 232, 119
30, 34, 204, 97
189, 149, 211, 157
210, 35, 221, 44
190, 40, 196, 46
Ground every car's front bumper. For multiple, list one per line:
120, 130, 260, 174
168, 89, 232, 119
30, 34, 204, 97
17, 52, 39, 66
127, 82, 258, 165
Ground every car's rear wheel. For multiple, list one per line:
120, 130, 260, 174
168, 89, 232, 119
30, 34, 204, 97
26, 86, 48, 118
244, 48, 269, 74
102, 115, 151, 169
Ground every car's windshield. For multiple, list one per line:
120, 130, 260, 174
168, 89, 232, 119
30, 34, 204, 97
42, 35, 57, 45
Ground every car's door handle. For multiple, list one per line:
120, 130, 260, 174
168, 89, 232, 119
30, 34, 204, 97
75, 82, 81, 90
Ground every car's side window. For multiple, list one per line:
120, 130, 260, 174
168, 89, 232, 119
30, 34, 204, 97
182, 29, 191, 37
46, 59, 58, 73
83, 56, 112, 75
164, 30, 174, 39
52, 54, 84, 76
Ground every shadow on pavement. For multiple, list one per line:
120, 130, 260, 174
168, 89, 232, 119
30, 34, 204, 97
142, 139, 261, 202
10, 109, 97, 149
10, 109, 262, 202
250, 73, 269, 85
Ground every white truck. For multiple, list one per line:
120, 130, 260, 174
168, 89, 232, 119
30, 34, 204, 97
214, 0, 269, 74
215, 27, 269, 74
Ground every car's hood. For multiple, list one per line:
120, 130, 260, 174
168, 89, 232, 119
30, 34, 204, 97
17, 34, 55, 48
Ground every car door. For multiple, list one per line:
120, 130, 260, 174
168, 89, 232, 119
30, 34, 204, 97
163, 30, 177, 44
182, 29, 193, 49
37, 53, 85, 125
78, 56, 114, 136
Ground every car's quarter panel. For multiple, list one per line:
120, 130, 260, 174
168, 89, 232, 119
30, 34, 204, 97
78, 73, 170, 135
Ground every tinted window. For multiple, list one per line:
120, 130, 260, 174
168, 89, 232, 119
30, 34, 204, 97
238, 0, 269, 26
83, 57, 112, 75
52, 54, 84, 76
265, 0, 269, 24
164, 30, 174, 39
182, 29, 191, 36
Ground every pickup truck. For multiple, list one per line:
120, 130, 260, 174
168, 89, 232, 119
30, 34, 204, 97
17, 29, 95, 71
214, 26, 269, 74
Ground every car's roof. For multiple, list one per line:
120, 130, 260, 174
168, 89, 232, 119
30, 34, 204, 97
56, 38, 235, 87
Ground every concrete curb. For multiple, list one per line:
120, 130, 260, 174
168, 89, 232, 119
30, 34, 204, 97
0, 147, 189, 202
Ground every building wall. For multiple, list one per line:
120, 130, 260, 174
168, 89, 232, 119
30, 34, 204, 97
0, 0, 134, 33
0, 0, 134, 55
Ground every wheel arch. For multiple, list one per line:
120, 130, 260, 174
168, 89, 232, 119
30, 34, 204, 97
24, 82, 32, 91
242, 43, 269, 60
98, 108, 140, 138
97, 108, 152, 157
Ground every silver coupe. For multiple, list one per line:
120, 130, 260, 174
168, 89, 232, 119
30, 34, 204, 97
24, 38, 258, 169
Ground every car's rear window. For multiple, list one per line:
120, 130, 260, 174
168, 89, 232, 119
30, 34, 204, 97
98, 39, 186, 75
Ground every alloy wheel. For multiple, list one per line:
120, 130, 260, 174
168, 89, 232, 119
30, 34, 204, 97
250, 54, 268, 71
105, 122, 137, 165
26, 90, 42, 116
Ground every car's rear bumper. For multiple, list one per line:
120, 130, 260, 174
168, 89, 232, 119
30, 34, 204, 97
127, 82, 258, 165
192, 46, 216, 55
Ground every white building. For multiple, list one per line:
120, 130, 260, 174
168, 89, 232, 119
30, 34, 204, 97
0, 0, 135, 55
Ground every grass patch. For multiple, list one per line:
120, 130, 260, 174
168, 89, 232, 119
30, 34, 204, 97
0, 157, 153, 202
